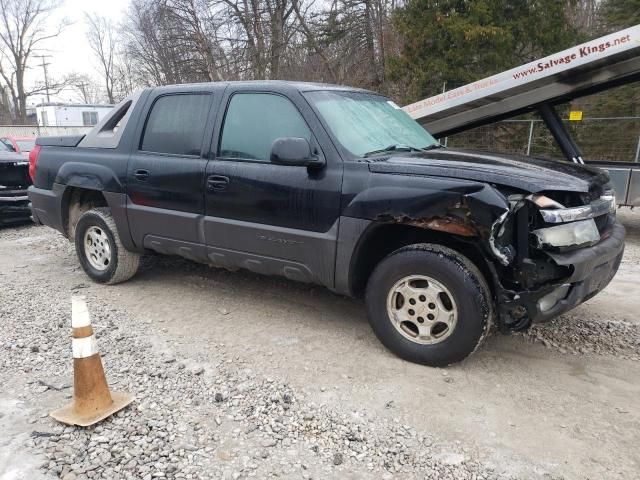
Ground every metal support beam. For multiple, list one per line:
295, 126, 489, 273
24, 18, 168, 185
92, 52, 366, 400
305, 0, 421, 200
526, 120, 534, 156
537, 104, 584, 164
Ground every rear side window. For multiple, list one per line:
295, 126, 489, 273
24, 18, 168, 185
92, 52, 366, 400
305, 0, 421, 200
141, 94, 210, 156
219, 93, 311, 162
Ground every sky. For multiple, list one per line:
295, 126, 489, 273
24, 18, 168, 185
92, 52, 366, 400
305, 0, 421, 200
26, 0, 131, 106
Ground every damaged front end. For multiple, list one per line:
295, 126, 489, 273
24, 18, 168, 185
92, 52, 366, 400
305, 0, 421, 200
0, 153, 32, 226
488, 186, 624, 331
359, 150, 624, 333
373, 182, 624, 333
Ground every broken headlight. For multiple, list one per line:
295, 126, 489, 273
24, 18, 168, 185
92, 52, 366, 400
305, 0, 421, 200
530, 193, 614, 223
532, 219, 600, 249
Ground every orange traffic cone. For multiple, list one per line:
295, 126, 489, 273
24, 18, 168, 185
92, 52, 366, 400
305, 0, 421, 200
50, 296, 134, 426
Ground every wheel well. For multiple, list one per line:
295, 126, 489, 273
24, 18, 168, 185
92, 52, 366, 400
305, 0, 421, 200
349, 223, 495, 298
62, 187, 108, 239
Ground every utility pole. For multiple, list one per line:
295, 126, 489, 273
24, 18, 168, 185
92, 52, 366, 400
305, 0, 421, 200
35, 55, 52, 103
77, 81, 89, 103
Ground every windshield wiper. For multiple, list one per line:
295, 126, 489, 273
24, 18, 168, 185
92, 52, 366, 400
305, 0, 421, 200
422, 143, 445, 151
363, 144, 425, 157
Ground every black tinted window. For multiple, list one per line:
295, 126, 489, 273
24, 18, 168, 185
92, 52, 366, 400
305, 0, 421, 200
220, 93, 311, 161
141, 94, 210, 156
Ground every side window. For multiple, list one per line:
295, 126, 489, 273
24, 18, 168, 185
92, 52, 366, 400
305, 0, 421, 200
82, 111, 98, 126
219, 93, 311, 162
141, 94, 210, 156
1, 139, 15, 151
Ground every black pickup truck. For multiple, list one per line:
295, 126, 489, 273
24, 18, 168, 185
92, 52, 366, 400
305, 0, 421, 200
28, 81, 625, 366
0, 142, 31, 226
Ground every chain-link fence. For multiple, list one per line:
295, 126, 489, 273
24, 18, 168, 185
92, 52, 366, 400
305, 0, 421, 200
445, 117, 640, 163
0, 125, 93, 137
2, 119, 639, 163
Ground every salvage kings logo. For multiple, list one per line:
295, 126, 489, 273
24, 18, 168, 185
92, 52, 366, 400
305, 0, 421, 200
512, 33, 633, 80
404, 26, 638, 118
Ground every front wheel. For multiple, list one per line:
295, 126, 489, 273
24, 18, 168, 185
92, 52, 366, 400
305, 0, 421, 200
365, 244, 492, 367
74, 207, 140, 284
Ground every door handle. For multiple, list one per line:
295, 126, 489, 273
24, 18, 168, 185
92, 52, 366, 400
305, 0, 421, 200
207, 175, 229, 192
134, 169, 150, 181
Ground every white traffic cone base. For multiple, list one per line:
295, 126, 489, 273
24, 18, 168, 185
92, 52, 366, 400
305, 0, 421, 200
50, 391, 135, 427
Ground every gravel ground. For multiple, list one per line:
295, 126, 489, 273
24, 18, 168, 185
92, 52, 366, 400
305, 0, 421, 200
1, 230, 505, 480
520, 208, 640, 360
1, 209, 640, 480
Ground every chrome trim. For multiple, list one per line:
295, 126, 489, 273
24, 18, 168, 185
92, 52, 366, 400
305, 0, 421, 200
0, 195, 29, 202
538, 196, 614, 223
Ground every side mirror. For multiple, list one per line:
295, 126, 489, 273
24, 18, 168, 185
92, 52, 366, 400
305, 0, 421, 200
270, 137, 325, 169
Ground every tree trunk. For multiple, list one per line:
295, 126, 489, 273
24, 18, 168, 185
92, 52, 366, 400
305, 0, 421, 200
15, 63, 27, 123
270, 1, 285, 79
364, 0, 381, 88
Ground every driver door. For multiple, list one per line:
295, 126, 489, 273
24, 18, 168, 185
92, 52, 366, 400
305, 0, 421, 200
203, 87, 343, 286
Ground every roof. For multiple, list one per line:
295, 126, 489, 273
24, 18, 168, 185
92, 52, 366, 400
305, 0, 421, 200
36, 103, 115, 109
403, 25, 640, 136
153, 80, 377, 95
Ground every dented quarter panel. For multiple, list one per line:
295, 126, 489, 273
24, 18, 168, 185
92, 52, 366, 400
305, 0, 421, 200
55, 162, 125, 192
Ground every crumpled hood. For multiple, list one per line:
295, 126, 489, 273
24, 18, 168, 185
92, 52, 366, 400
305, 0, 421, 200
366, 148, 609, 193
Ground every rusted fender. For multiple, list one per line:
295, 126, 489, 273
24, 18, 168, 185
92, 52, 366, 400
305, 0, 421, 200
342, 173, 510, 239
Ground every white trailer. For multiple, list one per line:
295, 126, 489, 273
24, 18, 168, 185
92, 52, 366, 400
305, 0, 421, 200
36, 104, 114, 127
403, 25, 640, 206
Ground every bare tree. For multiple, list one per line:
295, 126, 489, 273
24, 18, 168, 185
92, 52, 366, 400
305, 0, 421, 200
167, 0, 226, 81
217, 0, 299, 79
567, 0, 599, 33
0, 0, 67, 122
120, 0, 397, 90
70, 74, 103, 104
291, 0, 338, 82
0, 85, 12, 122
113, 53, 137, 98
124, 0, 197, 86
85, 13, 118, 103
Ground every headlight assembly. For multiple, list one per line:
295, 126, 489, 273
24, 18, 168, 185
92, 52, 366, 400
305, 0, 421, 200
532, 219, 600, 249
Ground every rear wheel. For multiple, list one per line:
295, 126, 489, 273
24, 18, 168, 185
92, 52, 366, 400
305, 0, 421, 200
365, 244, 492, 367
74, 207, 140, 284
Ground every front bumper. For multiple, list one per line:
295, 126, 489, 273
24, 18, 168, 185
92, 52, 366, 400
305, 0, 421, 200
498, 220, 625, 326
0, 188, 32, 225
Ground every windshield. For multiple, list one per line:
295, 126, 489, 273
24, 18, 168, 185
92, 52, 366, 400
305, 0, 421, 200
16, 139, 35, 152
305, 90, 438, 157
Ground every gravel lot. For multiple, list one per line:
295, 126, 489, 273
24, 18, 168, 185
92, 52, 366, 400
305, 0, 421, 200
1, 210, 640, 480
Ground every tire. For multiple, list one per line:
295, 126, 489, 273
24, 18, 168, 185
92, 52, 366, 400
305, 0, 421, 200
365, 244, 492, 367
74, 207, 140, 284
